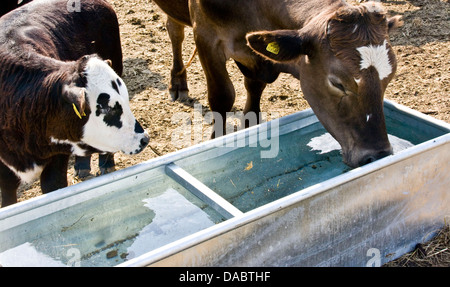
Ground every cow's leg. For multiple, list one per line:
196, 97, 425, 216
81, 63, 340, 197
195, 36, 235, 138
74, 155, 91, 178
98, 153, 115, 175
0, 161, 20, 207
167, 17, 189, 101
243, 77, 267, 127
41, 155, 69, 194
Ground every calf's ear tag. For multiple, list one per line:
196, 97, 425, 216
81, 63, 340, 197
73, 103, 86, 119
266, 42, 280, 55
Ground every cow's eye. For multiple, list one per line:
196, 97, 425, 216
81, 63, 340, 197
328, 75, 347, 94
330, 80, 346, 92
96, 105, 111, 116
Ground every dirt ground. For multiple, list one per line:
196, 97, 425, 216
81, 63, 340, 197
7, 0, 450, 266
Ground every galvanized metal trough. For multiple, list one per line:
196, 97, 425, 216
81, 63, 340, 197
0, 100, 449, 267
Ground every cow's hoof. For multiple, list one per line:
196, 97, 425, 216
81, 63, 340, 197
169, 89, 189, 102
98, 166, 115, 176
75, 168, 91, 179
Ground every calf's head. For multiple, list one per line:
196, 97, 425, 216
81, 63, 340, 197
61, 55, 149, 156
247, 2, 402, 167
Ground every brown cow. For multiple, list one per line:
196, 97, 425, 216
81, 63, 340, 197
153, 0, 402, 167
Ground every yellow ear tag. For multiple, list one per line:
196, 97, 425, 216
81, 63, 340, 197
266, 42, 280, 55
72, 103, 86, 119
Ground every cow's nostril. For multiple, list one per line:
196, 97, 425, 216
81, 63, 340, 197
140, 136, 150, 148
362, 155, 376, 165
359, 149, 392, 167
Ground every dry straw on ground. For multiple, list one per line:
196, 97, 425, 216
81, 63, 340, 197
385, 224, 450, 267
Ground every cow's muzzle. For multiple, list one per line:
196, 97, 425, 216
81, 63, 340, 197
344, 145, 393, 168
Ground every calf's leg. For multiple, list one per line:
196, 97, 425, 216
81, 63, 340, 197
98, 153, 115, 175
0, 161, 21, 207
75, 153, 115, 178
41, 155, 69, 194
74, 156, 91, 178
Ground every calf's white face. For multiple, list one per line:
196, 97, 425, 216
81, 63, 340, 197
81, 58, 149, 155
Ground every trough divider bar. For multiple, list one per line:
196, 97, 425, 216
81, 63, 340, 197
165, 163, 243, 219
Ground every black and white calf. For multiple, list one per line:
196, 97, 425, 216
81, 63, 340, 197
1, 0, 126, 178
0, 0, 149, 207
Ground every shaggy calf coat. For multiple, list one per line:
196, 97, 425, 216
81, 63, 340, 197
0, 0, 148, 207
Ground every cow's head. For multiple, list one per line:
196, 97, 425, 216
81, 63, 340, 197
62, 55, 149, 155
246, 1, 402, 167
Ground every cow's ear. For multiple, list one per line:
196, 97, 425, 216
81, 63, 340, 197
387, 15, 403, 34
104, 59, 113, 67
63, 85, 87, 119
246, 29, 313, 62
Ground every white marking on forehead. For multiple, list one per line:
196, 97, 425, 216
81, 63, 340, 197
356, 40, 392, 80
363, 1, 385, 13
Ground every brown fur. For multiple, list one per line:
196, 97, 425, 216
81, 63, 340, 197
327, 4, 390, 70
